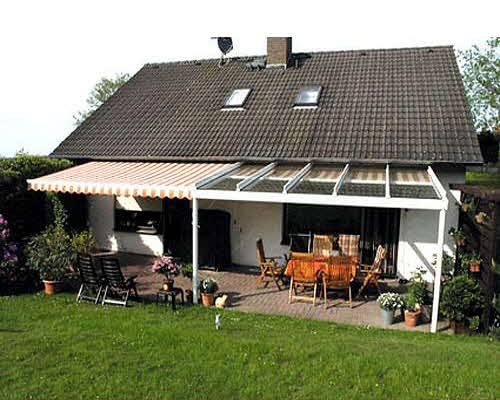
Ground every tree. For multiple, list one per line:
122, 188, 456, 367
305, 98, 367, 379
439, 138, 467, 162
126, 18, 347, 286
458, 37, 500, 132
73, 73, 130, 126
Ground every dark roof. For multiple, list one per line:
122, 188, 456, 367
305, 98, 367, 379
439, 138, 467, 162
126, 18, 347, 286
52, 46, 482, 165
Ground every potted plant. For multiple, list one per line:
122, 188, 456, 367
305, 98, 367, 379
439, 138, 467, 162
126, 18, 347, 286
474, 212, 490, 225
377, 292, 403, 326
448, 227, 465, 247
460, 199, 474, 213
462, 253, 482, 273
199, 278, 218, 307
403, 268, 430, 327
440, 275, 484, 334
25, 226, 73, 295
151, 255, 181, 291
71, 230, 96, 256
403, 294, 421, 327
181, 263, 194, 303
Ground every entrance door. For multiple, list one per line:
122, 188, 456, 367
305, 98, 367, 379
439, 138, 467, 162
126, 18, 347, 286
360, 208, 400, 277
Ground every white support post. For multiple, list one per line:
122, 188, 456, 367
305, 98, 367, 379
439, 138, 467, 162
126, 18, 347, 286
431, 208, 446, 333
385, 164, 390, 198
192, 197, 199, 304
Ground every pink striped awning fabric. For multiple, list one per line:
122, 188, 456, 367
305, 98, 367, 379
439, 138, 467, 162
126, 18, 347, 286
27, 161, 234, 200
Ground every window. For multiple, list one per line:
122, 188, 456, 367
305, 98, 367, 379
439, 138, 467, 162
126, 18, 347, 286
224, 88, 251, 108
295, 86, 322, 106
114, 196, 163, 235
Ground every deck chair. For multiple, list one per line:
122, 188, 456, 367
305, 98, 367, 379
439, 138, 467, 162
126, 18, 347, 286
313, 234, 334, 257
100, 258, 139, 307
256, 238, 285, 290
356, 245, 387, 298
76, 254, 104, 304
338, 234, 360, 263
320, 256, 357, 309
288, 252, 319, 305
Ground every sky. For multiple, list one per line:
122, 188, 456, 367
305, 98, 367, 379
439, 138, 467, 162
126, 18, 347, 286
1, 0, 499, 157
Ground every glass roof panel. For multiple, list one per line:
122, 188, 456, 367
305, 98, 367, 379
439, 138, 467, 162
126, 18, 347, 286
391, 184, 439, 199
244, 164, 303, 193
339, 183, 386, 197
390, 168, 430, 184
347, 167, 385, 183
200, 164, 264, 190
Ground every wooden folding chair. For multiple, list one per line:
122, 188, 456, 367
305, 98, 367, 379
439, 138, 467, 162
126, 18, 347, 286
312, 234, 334, 257
320, 256, 357, 309
76, 254, 104, 304
256, 238, 285, 290
100, 258, 139, 307
356, 245, 387, 298
288, 252, 319, 305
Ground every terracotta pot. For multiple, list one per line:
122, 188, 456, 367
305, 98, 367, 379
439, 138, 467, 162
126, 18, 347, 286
162, 279, 174, 291
201, 292, 215, 307
469, 263, 481, 273
43, 280, 64, 295
454, 237, 465, 247
404, 309, 421, 327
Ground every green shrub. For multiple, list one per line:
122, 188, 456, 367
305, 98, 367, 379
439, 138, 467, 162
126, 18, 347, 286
440, 275, 485, 323
25, 226, 74, 281
71, 230, 96, 258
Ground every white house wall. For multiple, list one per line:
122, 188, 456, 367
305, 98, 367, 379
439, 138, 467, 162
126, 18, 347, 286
397, 169, 463, 282
88, 195, 163, 256
197, 199, 290, 267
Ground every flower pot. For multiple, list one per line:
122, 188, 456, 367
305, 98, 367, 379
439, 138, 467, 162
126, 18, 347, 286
454, 237, 465, 247
42, 280, 64, 295
162, 279, 174, 291
404, 309, 421, 327
185, 289, 193, 304
201, 292, 215, 307
469, 263, 481, 273
380, 308, 395, 326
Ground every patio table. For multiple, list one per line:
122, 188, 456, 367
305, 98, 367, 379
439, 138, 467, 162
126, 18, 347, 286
284, 253, 353, 279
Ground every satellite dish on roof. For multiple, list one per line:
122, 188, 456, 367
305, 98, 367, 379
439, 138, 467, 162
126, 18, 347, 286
217, 37, 233, 55
211, 37, 233, 66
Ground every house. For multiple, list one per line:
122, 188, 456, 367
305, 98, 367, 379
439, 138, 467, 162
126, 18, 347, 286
28, 37, 482, 332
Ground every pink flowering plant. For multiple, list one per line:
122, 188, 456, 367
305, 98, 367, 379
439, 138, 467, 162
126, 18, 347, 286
0, 214, 19, 279
151, 255, 181, 280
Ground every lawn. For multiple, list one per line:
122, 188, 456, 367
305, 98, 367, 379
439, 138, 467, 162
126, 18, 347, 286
466, 171, 500, 188
1, 294, 499, 400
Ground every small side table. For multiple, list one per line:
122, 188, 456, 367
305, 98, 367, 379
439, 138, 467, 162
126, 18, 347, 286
156, 288, 185, 311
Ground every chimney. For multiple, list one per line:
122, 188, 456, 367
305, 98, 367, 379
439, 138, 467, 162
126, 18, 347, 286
267, 37, 292, 68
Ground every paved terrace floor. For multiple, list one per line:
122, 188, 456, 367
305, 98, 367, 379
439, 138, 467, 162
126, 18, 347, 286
95, 251, 448, 332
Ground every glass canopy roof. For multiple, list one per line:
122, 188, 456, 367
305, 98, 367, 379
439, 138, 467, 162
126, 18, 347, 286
198, 162, 441, 201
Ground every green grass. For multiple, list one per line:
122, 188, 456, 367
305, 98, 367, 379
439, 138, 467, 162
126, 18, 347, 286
466, 171, 500, 188
1, 294, 499, 400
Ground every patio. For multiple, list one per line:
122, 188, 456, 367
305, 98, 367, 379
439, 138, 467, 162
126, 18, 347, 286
104, 251, 446, 332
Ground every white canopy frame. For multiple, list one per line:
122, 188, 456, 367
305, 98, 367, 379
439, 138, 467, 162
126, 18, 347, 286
191, 162, 448, 333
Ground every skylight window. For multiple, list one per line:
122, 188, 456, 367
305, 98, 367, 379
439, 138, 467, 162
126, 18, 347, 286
224, 88, 251, 108
295, 86, 322, 106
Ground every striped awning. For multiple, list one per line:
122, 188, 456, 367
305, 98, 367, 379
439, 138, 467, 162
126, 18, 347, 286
27, 161, 234, 200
